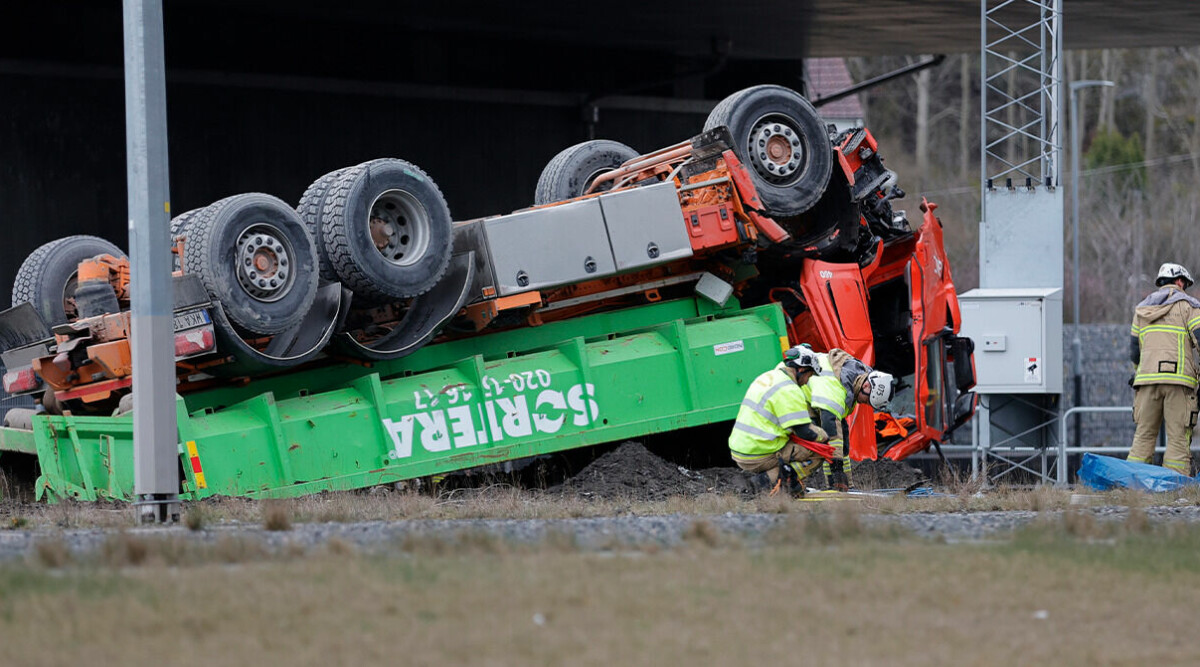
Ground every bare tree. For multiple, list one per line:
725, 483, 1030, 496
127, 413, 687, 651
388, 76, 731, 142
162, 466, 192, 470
916, 65, 930, 193
960, 54, 971, 182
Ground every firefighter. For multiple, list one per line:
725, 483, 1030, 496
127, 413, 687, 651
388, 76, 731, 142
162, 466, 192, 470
1128, 262, 1200, 474
728, 346, 830, 496
804, 348, 896, 490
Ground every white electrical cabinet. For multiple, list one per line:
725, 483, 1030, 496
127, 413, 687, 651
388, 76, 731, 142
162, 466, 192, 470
958, 287, 1062, 394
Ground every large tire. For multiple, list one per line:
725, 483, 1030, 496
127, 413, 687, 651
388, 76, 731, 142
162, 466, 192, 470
178, 193, 318, 335
169, 207, 207, 273
704, 85, 832, 218
12, 235, 126, 326
170, 207, 205, 238
534, 139, 640, 205
297, 167, 349, 284
322, 158, 453, 301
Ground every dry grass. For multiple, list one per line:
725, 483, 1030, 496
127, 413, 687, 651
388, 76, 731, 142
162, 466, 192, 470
2, 481, 1200, 532
4, 516, 1200, 666
261, 499, 293, 532
183, 504, 209, 531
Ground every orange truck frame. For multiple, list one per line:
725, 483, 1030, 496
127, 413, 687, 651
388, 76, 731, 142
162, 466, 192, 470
1, 90, 975, 465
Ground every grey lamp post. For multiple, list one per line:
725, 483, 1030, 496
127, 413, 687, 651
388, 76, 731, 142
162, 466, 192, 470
1069, 79, 1114, 450
124, 0, 179, 522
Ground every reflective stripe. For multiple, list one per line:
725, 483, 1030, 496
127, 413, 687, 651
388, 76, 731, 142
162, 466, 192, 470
760, 379, 792, 403
1134, 373, 1199, 387
1140, 324, 1187, 334
741, 394, 812, 428
1189, 315, 1200, 330
1131, 324, 1141, 335
732, 422, 779, 442
811, 395, 843, 413
741, 398, 778, 424
1164, 459, 1190, 472
1126, 454, 1151, 463
731, 449, 779, 463
804, 374, 851, 420
775, 411, 812, 426
820, 458, 853, 475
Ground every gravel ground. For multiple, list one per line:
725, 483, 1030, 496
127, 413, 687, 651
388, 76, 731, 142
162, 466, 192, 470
4, 440, 1196, 563
3, 503, 1200, 562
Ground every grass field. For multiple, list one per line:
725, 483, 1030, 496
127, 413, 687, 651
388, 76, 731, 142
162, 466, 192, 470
3, 494, 1200, 666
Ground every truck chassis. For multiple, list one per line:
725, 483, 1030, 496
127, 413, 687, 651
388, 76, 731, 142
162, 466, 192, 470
0, 85, 975, 501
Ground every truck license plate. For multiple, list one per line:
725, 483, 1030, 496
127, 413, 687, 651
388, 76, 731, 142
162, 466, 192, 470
173, 309, 211, 331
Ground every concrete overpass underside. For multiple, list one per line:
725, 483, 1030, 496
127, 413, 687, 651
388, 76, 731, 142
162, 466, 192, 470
2, 0, 1198, 298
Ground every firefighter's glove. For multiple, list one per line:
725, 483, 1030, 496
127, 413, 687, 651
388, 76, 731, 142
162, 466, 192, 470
1128, 375, 1135, 388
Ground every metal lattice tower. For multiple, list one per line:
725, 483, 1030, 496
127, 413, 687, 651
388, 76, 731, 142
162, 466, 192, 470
981, 0, 1062, 190
966, 0, 1065, 485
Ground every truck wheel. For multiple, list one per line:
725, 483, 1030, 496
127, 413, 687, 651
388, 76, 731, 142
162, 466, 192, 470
297, 167, 349, 284
179, 193, 318, 335
170, 208, 205, 238
534, 140, 640, 205
704, 85, 832, 218
322, 158, 453, 301
12, 235, 126, 325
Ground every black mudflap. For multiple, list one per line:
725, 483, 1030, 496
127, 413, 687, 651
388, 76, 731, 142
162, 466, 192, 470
331, 251, 476, 361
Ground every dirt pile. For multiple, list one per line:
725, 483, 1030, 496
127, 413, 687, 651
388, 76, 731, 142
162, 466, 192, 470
548, 441, 929, 500
852, 458, 929, 490
548, 441, 748, 500
804, 458, 929, 491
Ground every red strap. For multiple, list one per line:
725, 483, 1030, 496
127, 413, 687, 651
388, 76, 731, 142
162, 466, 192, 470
789, 435, 836, 462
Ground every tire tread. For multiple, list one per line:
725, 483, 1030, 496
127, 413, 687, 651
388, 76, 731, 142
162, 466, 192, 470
297, 168, 348, 283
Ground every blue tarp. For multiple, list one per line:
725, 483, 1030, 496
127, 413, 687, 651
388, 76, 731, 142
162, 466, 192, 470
1077, 452, 1199, 493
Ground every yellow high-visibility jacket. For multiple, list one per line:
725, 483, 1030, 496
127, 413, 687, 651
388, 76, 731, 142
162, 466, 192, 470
804, 351, 861, 473
728, 363, 816, 457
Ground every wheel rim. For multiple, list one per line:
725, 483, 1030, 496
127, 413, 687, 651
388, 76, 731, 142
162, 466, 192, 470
369, 189, 431, 268
235, 224, 295, 303
747, 113, 807, 186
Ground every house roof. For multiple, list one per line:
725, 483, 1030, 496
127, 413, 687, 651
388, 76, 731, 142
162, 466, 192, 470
805, 58, 864, 120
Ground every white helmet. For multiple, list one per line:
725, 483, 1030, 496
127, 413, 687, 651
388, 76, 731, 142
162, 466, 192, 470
783, 345, 821, 374
865, 370, 895, 410
1156, 263, 1194, 289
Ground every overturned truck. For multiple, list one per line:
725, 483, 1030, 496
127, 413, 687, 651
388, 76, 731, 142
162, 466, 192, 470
0, 85, 975, 502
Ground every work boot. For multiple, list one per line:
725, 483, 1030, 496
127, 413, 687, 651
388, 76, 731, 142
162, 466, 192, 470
828, 462, 850, 493
747, 471, 774, 494
779, 460, 805, 499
